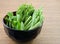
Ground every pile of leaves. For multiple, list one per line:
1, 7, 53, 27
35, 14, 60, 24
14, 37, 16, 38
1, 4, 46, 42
5, 4, 44, 31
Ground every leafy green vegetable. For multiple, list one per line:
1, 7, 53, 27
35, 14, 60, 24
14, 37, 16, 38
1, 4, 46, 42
7, 12, 13, 27
12, 21, 17, 29
16, 22, 21, 30
5, 4, 44, 31
20, 22, 24, 30
24, 16, 32, 25
16, 14, 20, 22
7, 12, 13, 18
31, 10, 37, 27
25, 19, 32, 30
34, 16, 39, 25
29, 21, 41, 30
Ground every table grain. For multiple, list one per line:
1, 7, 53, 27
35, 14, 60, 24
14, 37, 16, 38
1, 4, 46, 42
0, 0, 60, 44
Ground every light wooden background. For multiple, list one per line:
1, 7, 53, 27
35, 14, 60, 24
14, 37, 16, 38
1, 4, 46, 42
0, 0, 60, 44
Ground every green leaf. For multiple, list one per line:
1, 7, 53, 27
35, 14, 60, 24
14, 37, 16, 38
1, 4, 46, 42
7, 12, 13, 18
31, 11, 37, 27
25, 20, 32, 30
5, 17, 9, 25
34, 16, 39, 25
12, 16, 17, 21
20, 22, 24, 30
24, 16, 32, 25
16, 22, 21, 30
16, 14, 20, 22
12, 21, 17, 29
29, 21, 41, 30
40, 15, 44, 24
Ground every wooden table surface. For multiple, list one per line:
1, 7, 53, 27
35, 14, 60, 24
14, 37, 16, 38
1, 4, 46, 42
0, 0, 60, 44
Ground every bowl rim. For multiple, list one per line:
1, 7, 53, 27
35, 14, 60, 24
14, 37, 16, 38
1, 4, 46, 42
3, 11, 43, 32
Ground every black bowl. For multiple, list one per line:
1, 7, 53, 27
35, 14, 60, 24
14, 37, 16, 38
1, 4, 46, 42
3, 12, 43, 42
